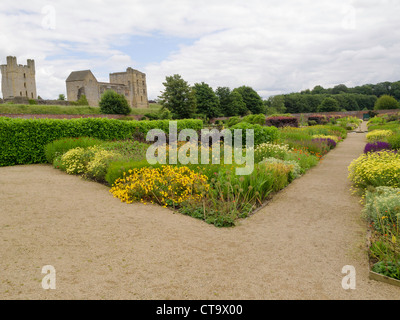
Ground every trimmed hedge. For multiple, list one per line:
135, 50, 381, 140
0, 117, 203, 167
265, 116, 299, 128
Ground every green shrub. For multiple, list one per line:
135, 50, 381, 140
0, 117, 203, 167
85, 149, 122, 181
99, 90, 132, 115
230, 122, 279, 146
59, 146, 100, 175
387, 133, 400, 149
44, 137, 105, 163
374, 95, 400, 110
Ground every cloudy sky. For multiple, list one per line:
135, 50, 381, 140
0, 0, 399, 100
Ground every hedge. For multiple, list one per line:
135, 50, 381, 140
0, 117, 203, 167
265, 116, 299, 128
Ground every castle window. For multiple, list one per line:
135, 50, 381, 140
20, 92, 22, 96
141, 96, 143, 102
24, 73, 26, 79
142, 81, 144, 86
25, 91, 28, 97
31, 93, 34, 99
24, 83, 26, 88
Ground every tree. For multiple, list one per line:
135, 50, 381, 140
99, 90, 131, 115
230, 89, 248, 116
317, 97, 340, 112
215, 87, 232, 116
265, 95, 287, 115
234, 86, 264, 114
311, 85, 326, 94
332, 84, 348, 94
193, 82, 221, 119
158, 74, 197, 119
58, 94, 65, 101
374, 95, 400, 110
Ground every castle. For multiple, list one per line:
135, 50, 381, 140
66, 67, 149, 108
0, 56, 149, 108
0, 56, 37, 100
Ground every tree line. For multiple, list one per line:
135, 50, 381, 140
158, 75, 400, 119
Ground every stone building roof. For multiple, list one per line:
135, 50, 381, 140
66, 70, 95, 82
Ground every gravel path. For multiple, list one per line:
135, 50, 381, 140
1, 122, 399, 299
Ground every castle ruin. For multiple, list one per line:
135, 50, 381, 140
0, 56, 37, 100
66, 67, 149, 108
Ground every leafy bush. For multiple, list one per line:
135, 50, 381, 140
59, 146, 100, 175
348, 151, 400, 189
366, 130, 393, 143
85, 149, 122, 181
229, 122, 279, 146
387, 133, 400, 150
44, 137, 105, 163
284, 149, 319, 174
99, 90, 132, 115
265, 116, 299, 128
374, 95, 400, 110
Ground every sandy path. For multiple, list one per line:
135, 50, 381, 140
1, 122, 399, 300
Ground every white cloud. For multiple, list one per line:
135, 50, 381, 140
0, 0, 399, 100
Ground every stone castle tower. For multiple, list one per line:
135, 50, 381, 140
66, 67, 149, 108
0, 56, 37, 99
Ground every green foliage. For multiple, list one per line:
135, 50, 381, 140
234, 86, 265, 114
158, 74, 197, 119
0, 117, 203, 167
28, 99, 37, 105
230, 122, 279, 146
99, 90, 132, 115
58, 94, 66, 101
374, 95, 400, 110
193, 82, 221, 119
317, 97, 340, 112
44, 136, 105, 163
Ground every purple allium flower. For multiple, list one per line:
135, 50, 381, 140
364, 141, 392, 154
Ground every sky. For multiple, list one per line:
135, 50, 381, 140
0, 0, 399, 100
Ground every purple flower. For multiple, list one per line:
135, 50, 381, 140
312, 138, 337, 150
364, 141, 392, 154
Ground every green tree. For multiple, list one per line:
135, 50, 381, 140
99, 90, 131, 115
234, 86, 264, 114
58, 94, 65, 101
317, 97, 340, 112
158, 74, 197, 119
332, 84, 348, 94
215, 86, 232, 116
374, 95, 400, 110
193, 82, 221, 119
311, 85, 326, 94
230, 89, 248, 116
